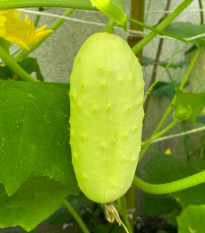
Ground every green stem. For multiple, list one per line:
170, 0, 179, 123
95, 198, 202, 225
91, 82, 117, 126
120, 196, 133, 233
133, 170, 205, 194
139, 121, 177, 161
143, 120, 177, 147
152, 126, 205, 144
105, 18, 115, 33
63, 199, 90, 233
180, 121, 191, 160
132, 0, 193, 54
0, 0, 96, 11
189, 140, 205, 158
198, 0, 204, 24
166, 69, 176, 87
128, 17, 187, 43
154, 47, 201, 134
15, 8, 75, 62
34, 7, 44, 27
139, 47, 201, 161
0, 45, 37, 82
200, 134, 205, 159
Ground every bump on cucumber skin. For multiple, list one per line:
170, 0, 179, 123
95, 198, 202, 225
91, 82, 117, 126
70, 32, 144, 204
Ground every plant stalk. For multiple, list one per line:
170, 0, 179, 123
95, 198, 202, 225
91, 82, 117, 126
105, 18, 115, 33
125, 1, 145, 232
133, 170, 205, 194
144, 0, 171, 115
0, 45, 37, 82
180, 121, 191, 160
0, 0, 96, 11
120, 197, 133, 233
63, 199, 90, 233
142, 120, 177, 147
139, 47, 201, 162
154, 47, 201, 134
198, 0, 204, 24
132, 0, 193, 54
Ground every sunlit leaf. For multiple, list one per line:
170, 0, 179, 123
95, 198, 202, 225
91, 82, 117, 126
0, 80, 78, 196
0, 176, 76, 231
177, 205, 205, 233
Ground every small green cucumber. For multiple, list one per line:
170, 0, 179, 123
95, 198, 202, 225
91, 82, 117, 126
69, 32, 144, 203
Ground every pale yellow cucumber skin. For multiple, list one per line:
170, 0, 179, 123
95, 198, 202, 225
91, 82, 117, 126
70, 32, 144, 203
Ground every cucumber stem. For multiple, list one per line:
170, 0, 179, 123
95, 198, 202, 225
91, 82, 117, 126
63, 199, 90, 233
133, 170, 205, 195
105, 18, 115, 33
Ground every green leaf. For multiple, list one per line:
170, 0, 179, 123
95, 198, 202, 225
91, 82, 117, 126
197, 114, 205, 125
142, 194, 178, 216
142, 56, 155, 66
177, 205, 205, 233
47, 205, 73, 225
165, 22, 205, 48
143, 152, 184, 184
48, 192, 90, 225
0, 176, 74, 231
19, 57, 44, 81
185, 45, 197, 56
152, 82, 176, 99
142, 56, 188, 69
159, 60, 188, 69
0, 80, 78, 196
165, 209, 181, 227
173, 90, 205, 123
93, 224, 120, 233
90, 0, 127, 27
0, 66, 13, 80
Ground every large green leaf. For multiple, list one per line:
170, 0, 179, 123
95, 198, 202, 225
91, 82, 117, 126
177, 205, 205, 233
165, 22, 205, 48
0, 176, 75, 231
173, 90, 205, 124
142, 194, 178, 216
143, 152, 184, 184
0, 80, 78, 196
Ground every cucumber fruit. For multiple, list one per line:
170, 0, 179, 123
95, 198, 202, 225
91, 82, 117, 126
69, 32, 144, 203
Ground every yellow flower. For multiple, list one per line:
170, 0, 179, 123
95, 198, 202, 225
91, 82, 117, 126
164, 148, 171, 155
0, 9, 53, 50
